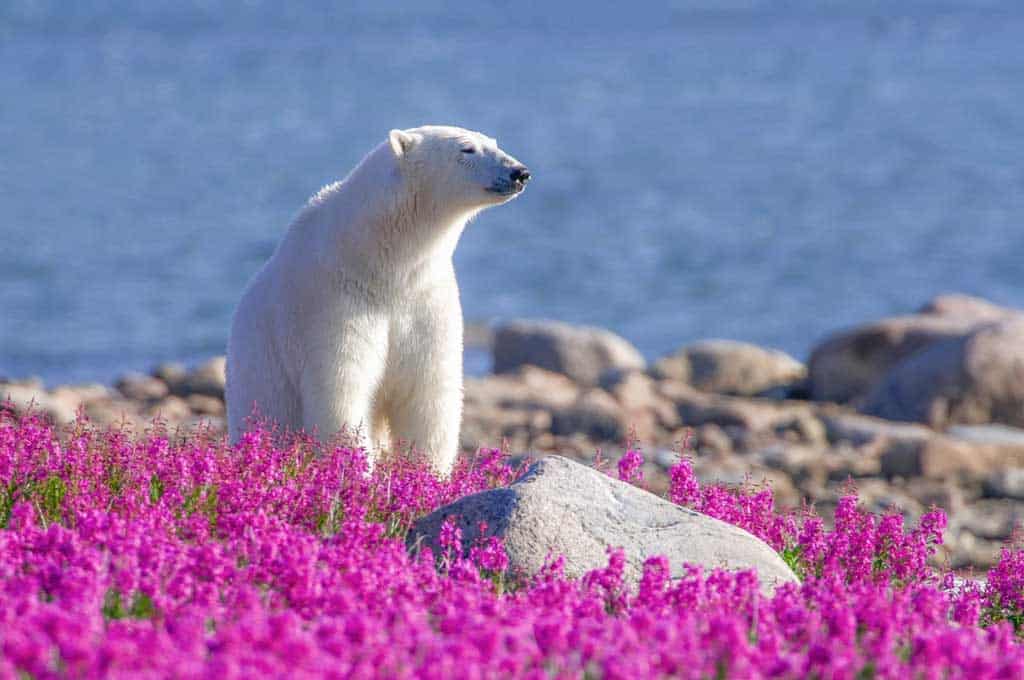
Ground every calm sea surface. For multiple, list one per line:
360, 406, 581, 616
2, 1, 1023, 385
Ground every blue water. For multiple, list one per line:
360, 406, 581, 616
2, 1, 1023, 385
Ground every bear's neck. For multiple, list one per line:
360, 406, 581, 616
307, 160, 476, 286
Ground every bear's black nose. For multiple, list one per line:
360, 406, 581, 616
511, 167, 531, 185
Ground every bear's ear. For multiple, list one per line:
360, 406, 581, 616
388, 129, 416, 158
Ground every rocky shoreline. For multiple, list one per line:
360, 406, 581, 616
5, 293, 1024, 571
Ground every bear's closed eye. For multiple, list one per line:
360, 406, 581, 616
461, 147, 475, 154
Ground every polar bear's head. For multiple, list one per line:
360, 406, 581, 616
387, 125, 530, 211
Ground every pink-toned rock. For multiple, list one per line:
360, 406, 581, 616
493, 320, 645, 387
601, 370, 680, 439
116, 372, 170, 402
2, 384, 78, 425
187, 394, 226, 417
808, 295, 1019, 406
659, 380, 812, 434
652, 340, 805, 397
146, 395, 193, 422
465, 367, 580, 412
179, 357, 227, 398
917, 293, 1014, 319
879, 434, 1024, 481
551, 389, 628, 443
863, 317, 1024, 429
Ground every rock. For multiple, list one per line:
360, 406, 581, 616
492, 320, 645, 387
660, 381, 809, 434
851, 479, 924, 516
808, 315, 986, 405
773, 413, 828, 446
186, 394, 226, 416
182, 415, 226, 434
862, 318, 1024, 428
878, 435, 988, 481
821, 412, 933, 448
947, 531, 1003, 571
917, 293, 1014, 320
465, 367, 581, 412
1, 384, 78, 425
651, 340, 806, 397
600, 369, 655, 409
652, 449, 683, 471
953, 499, 1021, 541
116, 372, 170, 402
823, 450, 881, 481
152, 362, 188, 392
461, 403, 552, 451
905, 478, 964, 514
178, 356, 227, 398
758, 444, 827, 485
145, 395, 193, 422
984, 468, 1024, 500
407, 456, 798, 595
82, 399, 144, 429
53, 383, 110, 406
1, 376, 43, 389
692, 423, 733, 458
948, 424, 1024, 447
600, 369, 680, 438
808, 296, 1020, 406
550, 389, 627, 443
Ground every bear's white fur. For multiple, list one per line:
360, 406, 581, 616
226, 125, 529, 475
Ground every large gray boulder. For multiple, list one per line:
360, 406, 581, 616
807, 294, 1018, 405
408, 456, 798, 595
862, 317, 1024, 429
651, 340, 806, 397
492, 320, 645, 387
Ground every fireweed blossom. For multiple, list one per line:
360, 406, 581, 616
1, 410, 1024, 678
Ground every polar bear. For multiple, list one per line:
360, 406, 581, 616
226, 125, 530, 475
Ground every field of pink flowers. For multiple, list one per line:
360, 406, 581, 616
2, 409, 1024, 679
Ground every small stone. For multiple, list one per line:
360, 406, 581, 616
821, 412, 933, 448
758, 444, 825, 483
948, 424, 1024, 447
948, 531, 1003, 570
55, 383, 111, 405
116, 372, 170, 402
550, 389, 627, 443
905, 478, 964, 514
180, 356, 227, 398
145, 395, 193, 422
692, 424, 733, 458
773, 414, 828, 446
983, 468, 1024, 500
824, 450, 881, 481
953, 499, 1021, 541
152, 362, 188, 391
186, 394, 226, 416
83, 399, 143, 429
848, 479, 923, 517
465, 368, 580, 412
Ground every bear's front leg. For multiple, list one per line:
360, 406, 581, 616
387, 296, 463, 477
387, 371, 462, 478
299, 316, 389, 468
